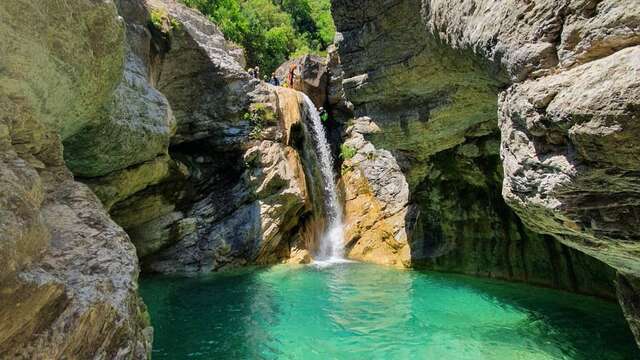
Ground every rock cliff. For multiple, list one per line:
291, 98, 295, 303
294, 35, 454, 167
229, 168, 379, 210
98, 0, 322, 273
331, 0, 639, 333
275, 55, 329, 109
1, 0, 639, 354
0, 0, 151, 357
0, 0, 323, 356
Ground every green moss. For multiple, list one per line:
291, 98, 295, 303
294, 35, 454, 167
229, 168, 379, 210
150, 9, 165, 29
340, 144, 357, 160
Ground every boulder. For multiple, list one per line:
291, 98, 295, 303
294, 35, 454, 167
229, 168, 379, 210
276, 55, 329, 108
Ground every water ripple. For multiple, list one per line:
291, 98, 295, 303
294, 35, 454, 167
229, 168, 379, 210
141, 263, 639, 360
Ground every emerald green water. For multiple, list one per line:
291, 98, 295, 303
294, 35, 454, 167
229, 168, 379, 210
140, 263, 639, 359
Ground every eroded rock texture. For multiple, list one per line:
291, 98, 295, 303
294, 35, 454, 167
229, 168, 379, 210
331, 0, 639, 305
77, 0, 323, 273
0, 0, 150, 357
0, 0, 325, 356
340, 118, 413, 267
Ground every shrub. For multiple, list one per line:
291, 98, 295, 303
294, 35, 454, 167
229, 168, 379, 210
150, 9, 166, 29
340, 144, 357, 160
246, 103, 276, 140
150, 9, 181, 32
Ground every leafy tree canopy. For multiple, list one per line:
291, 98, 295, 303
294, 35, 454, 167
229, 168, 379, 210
181, 0, 335, 74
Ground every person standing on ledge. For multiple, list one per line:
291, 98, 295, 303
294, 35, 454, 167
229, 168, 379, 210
288, 63, 297, 87
255, 66, 261, 80
269, 73, 280, 86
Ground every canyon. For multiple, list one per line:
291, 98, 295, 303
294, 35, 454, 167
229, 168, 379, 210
0, 0, 638, 358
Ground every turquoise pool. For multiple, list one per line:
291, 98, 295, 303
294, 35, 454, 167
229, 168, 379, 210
140, 262, 639, 359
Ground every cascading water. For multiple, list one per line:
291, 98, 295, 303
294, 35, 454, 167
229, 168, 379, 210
302, 95, 345, 261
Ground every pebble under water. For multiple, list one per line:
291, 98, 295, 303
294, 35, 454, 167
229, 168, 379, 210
140, 263, 639, 359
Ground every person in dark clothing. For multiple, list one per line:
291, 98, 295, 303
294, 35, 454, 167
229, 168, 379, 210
269, 73, 280, 86
319, 107, 329, 123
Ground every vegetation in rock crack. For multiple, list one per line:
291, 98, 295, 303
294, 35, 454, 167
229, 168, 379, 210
340, 144, 357, 160
246, 103, 276, 140
180, 0, 335, 74
150, 9, 181, 32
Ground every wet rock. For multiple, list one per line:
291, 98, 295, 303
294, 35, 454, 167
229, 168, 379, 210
618, 273, 640, 347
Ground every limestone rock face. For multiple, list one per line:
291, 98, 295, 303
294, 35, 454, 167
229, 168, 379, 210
500, 46, 640, 276
618, 273, 640, 344
332, 0, 640, 341
275, 55, 329, 108
341, 118, 412, 267
423, 0, 640, 79
149, 0, 256, 145
0, 0, 151, 357
410, 138, 616, 298
1, 0, 324, 355
141, 87, 317, 272
89, 0, 324, 273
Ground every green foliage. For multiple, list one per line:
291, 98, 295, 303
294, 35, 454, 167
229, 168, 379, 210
150, 9, 165, 29
340, 144, 357, 160
171, 18, 182, 30
150, 8, 181, 32
245, 103, 276, 140
180, 0, 335, 74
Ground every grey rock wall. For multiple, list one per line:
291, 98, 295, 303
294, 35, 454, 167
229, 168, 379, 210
331, 0, 640, 336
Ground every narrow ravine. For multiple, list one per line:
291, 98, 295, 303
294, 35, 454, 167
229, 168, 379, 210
302, 95, 345, 262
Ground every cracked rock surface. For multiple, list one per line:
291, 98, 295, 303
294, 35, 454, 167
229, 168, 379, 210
332, 0, 640, 343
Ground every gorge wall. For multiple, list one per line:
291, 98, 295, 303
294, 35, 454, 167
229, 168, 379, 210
0, 0, 325, 356
1, 0, 639, 356
331, 0, 640, 342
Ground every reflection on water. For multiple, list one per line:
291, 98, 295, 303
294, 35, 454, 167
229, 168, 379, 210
140, 263, 639, 360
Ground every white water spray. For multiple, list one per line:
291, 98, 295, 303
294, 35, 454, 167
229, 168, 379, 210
302, 95, 345, 262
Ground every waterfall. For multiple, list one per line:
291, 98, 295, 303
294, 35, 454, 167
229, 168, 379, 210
302, 95, 345, 261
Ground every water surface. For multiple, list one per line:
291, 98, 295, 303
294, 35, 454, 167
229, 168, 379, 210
140, 263, 638, 359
